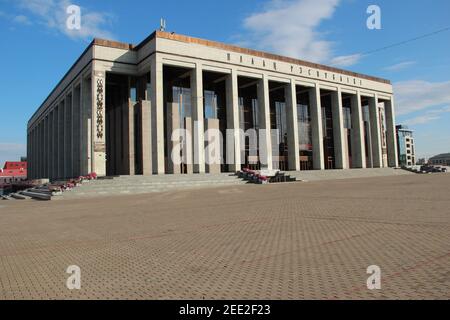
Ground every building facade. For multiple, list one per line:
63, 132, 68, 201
396, 125, 415, 167
27, 31, 398, 180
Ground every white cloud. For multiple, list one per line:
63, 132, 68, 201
330, 53, 363, 67
242, 0, 341, 64
16, 0, 115, 40
13, 15, 32, 25
383, 61, 416, 72
404, 106, 450, 125
394, 80, 450, 115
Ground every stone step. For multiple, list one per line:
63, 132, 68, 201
61, 184, 245, 198
71, 183, 245, 192
61, 174, 246, 199
80, 178, 243, 186
286, 168, 412, 181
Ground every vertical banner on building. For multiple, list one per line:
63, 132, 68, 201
92, 70, 106, 176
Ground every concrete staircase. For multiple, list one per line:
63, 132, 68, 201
286, 167, 413, 182
60, 173, 247, 199
59, 168, 412, 199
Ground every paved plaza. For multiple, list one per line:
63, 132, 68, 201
0, 174, 449, 299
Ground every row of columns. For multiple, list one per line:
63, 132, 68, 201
142, 60, 397, 174
115, 58, 397, 175
28, 75, 92, 180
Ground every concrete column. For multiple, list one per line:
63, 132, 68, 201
285, 80, 300, 171
55, 104, 59, 179
369, 94, 382, 168
41, 119, 44, 178
48, 111, 53, 179
226, 69, 242, 172
36, 126, 39, 178
51, 109, 56, 179
384, 97, 398, 167
123, 100, 135, 175
59, 100, 65, 179
46, 115, 49, 178
140, 100, 152, 175
190, 63, 206, 173
36, 125, 40, 179
80, 76, 90, 175
62, 99, 66, 178
36, 125, 39, 179
331, 88, 347, 169
65, 94, 73, 178
257, 75, 273, 170
73, 84, 81, 177
350, 91, 366, 168
30, 129, 33, 179
43, 117, 47, 179
91, 70, 106, 176
309, 85, 325, 170
205, 118, 221, 174
32, 129, 35, 179
53, 109, 56, 178
35, 127, 38, 179
37, 126, 40, 178
48, 112, 52, 179
184, 117, 194, 174
114, 105, 121, 174
166, 102, 181, 174
150, 55, 165, 174
69, 91, 74, 177
49, 110, 53, 179
79, 77, 85, 175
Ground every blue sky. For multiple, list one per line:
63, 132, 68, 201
0, 0, 449, 165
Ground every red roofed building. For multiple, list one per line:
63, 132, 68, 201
0, 161, 27, 184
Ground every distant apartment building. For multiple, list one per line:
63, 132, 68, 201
396, 125, 415, 166
428, 153, 450, 166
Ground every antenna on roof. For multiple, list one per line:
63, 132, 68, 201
160, 18, 166, 32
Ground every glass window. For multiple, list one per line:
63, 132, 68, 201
275, 102, 287, 143
204, 90, 218, 119
238, 97, 245, 130
297, 103, 312, 151
172, 86, 192, 129
130, 87, 137, 102
343, 107, 352, 129
252, 99, 259, 129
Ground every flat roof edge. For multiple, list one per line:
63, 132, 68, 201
28, 40, 96, 127
114, 30, 391, 84
152, 31, 391, 85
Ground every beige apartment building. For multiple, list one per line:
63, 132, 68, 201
27, 30, 398, 180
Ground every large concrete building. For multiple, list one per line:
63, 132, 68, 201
27, 31, 398, 180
